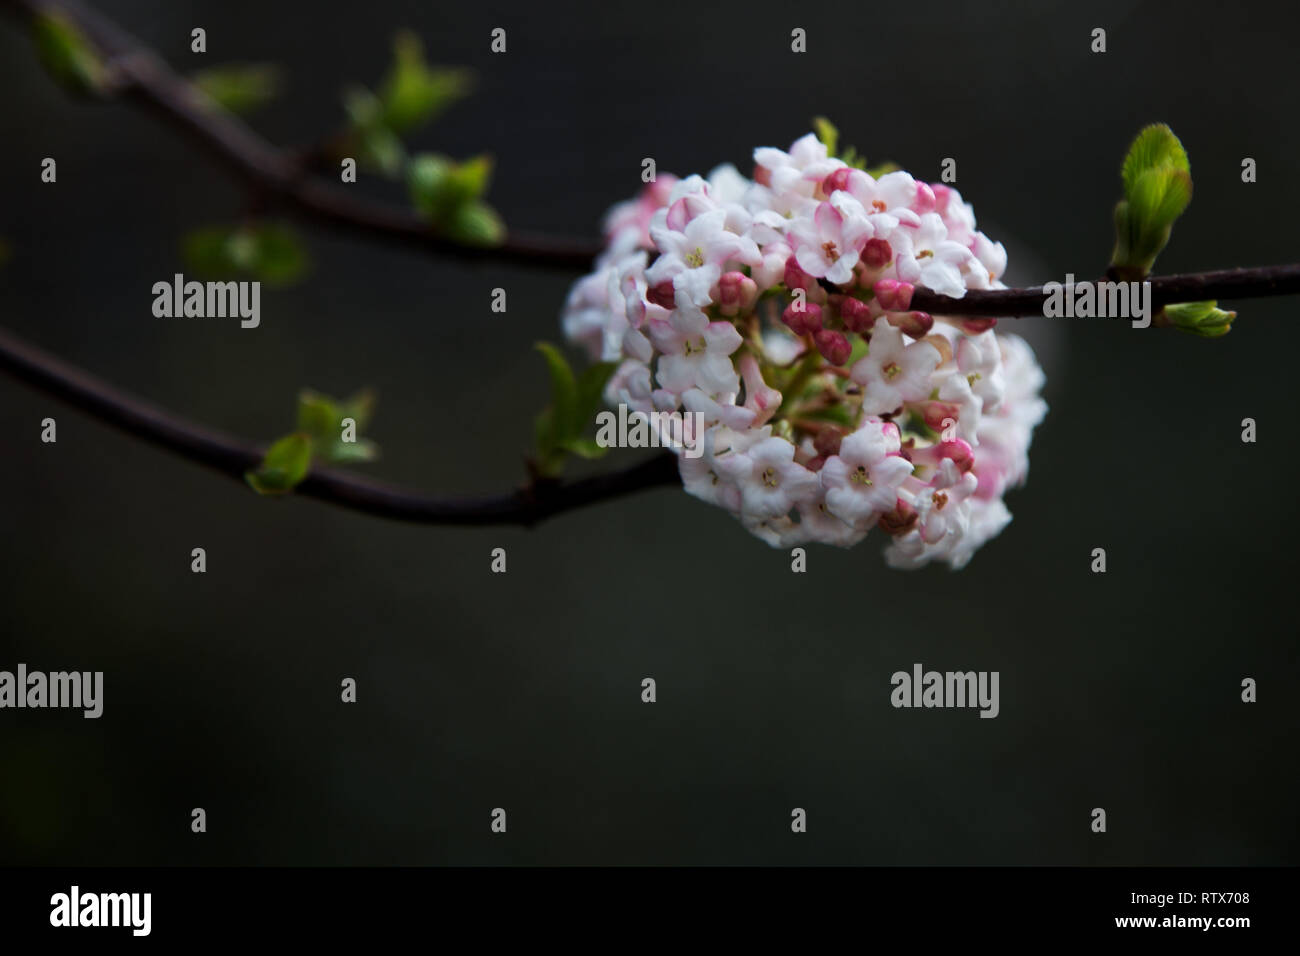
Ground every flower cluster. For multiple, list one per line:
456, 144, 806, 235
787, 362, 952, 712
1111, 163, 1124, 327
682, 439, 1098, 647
561, 133, 1046, 568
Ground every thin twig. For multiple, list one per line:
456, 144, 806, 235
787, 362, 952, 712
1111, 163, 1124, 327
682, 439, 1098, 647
0, 0, 603, 269
0, 325, 680, 526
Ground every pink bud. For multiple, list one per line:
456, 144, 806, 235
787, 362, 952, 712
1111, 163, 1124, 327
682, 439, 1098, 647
861, 238, 892, 269
822, 167, 852, 195
647, 280, 676, 310
815, 329, 852, 366
886, 310, 933, 337
784, 255, 816, 292
936, 439, 975, 473
717, 271, 756, 317
813, 428, 843, 458
922, 401, 961, 431
959, 317, 998, 334
782, 301, 823, 336
838, 295, 874, 333
873, 279, 914, 311
878, 497, 919, 536
931, 183, 953, 215
915, 182, 937, 214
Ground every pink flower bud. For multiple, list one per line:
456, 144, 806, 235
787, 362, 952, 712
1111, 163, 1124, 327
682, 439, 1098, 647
878, 497, 919, 536
838, 295, 874, 333
959, 317, 998, 334
647, 280, 676, 309
886, 310, 933, 337
861, 238, 892, 269
717, 271, 756, 317
813, 428, 843, 458
782, 301, 823, 336
914, 182, 937, 214
784, 254, 816, 292
873, 279, 914, 311
822, 167, 852, 195
936, 439, 975, 473
815, 329, 852, 366
931, 183, 953, 215
921, 401, 961, 432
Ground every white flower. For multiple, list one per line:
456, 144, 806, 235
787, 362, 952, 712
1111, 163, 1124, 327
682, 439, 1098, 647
790, 194, 874, 285
648, 309, 743, 396
717, 436, 821, 519
851, 317, 942, 415
820, 421, 914, 527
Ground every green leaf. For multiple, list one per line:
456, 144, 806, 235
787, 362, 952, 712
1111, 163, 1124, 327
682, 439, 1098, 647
1122, 124, 1190, 196
559, 437, 610, 460
407, 153, 454, 216
192, 64, 281, 115
296, 390, 342, 439
245, 432, 313, 495
297, 388, 380, 463
535, 342, 578, 439
340, 389, 377, 433
343, 87, 406, 177
812, 116, 839, 157
33, 12, 105, 94
379, 31, 473, 133
183, 223, 309, 285
1111, 124, 1193, 277
446, 201, 505, 245
325, 437, 380, 464
408, 153, 496, 227
864, 161, 899, 178
1163, 300, 1235, 338
575, 361, 618, 424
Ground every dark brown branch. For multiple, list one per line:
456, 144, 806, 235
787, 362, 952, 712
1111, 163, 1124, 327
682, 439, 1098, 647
0, 325, 679, 526
910, 265, 1300, 318
1, 0, 603, 270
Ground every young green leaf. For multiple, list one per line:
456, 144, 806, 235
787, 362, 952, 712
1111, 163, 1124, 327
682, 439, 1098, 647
1110, 124, 1193, 278
32, 12, 105, 94
183, 223, 310, 285
1121, 124, 1190, 196
559, 437, 610, 460
1162, 300, 1235, 338
575, 361, 618, 426
245, 432, 313, 495
535, 342, 578, 439
192, 64, 281, 115
446, 201, 505, 245
343, 87, 406, 177
379, 31, 473, 133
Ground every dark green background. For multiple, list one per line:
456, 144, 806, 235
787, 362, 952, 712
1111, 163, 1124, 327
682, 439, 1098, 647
1, 0, 1295, 864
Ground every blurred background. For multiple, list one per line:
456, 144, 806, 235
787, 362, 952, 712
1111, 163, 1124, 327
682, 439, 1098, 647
0, 0, 1296, 865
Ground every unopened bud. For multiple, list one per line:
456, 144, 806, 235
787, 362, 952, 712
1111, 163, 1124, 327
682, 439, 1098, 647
873, 278, 914, 311
878, 497, 919, 536
814, 329, 852, 365
782, 301, 823, 336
